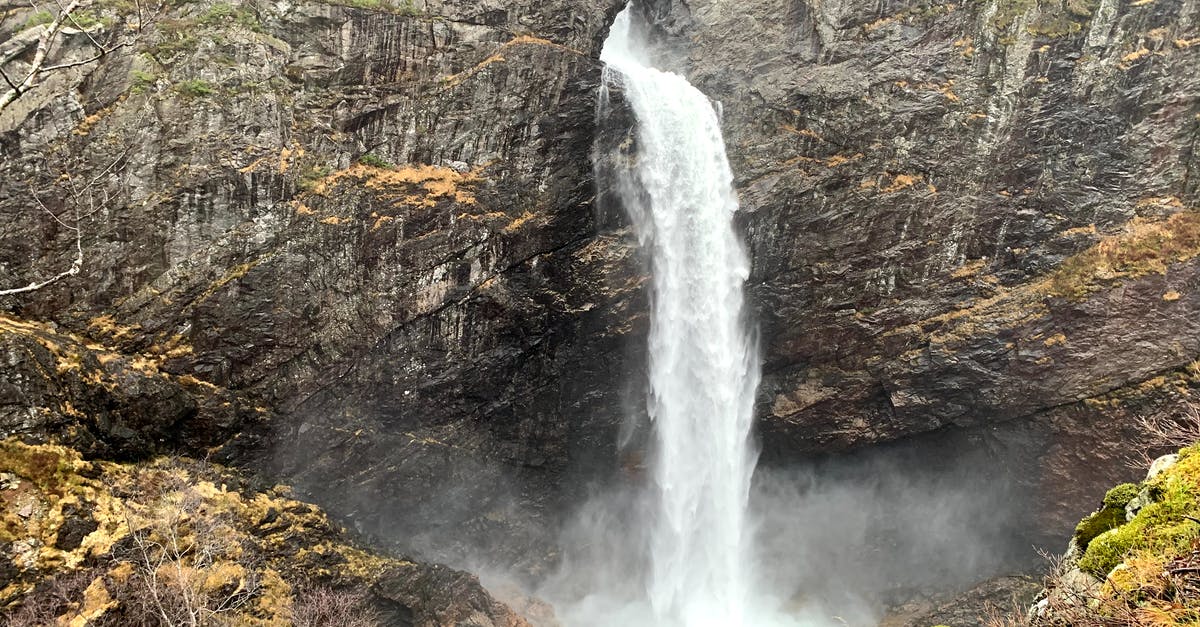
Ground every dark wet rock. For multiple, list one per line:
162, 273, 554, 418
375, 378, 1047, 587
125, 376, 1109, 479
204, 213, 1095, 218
52, 503, 98, 551
883, 575, 1043, 627
372, 563, 531, 627
650, 0, 1200, 458
1, 0, 636, 570
0, 314, 264, 460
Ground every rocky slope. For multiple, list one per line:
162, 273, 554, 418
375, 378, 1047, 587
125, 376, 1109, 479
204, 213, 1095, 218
0, 439, 528, 626
1003, 445, 1200, 626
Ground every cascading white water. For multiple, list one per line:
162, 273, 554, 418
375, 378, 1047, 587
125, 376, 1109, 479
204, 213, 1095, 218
601, 7, 761, 626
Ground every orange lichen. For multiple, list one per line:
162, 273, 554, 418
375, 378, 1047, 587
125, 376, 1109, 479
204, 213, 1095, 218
1044, 333, 1067, 347
1137, 196, 1186, 209
1120, 47, 1153, 67
313, 163, 481, 208
881, 174, 924, 193
950, 259, 987, 280
502, 211, 539, 234
443, 35, 584, 86
371, 215, 395, 231
780, 125, 824, 141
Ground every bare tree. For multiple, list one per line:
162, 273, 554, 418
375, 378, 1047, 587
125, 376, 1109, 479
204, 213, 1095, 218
0, 0, 138, 110
1129, 399, 1200, 470
118, 473, 263, 627
2, 568, 99, 626
0, 147, 128, 297
0, 0, 163, 298
291, 585, 382, 627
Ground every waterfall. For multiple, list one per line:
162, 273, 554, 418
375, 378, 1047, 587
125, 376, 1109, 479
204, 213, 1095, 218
600, 7, 762, 626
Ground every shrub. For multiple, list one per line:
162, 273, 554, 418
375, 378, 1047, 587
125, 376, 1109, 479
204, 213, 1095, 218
130, 69, 157, 93
291, 585, 381, 626
322, 0, 421, 15
357, 153, 392, 169
176, 79, 217, 98
197, 2, 263, 31
25, 10, 55, 27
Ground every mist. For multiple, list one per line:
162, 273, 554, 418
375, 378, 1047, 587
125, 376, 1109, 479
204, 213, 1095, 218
534, 423, 1043, 626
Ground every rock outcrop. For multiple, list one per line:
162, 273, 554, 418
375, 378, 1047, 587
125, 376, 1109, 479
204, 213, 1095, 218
1020, 448, 1200, 625
635, 0, 1200, 449
0, 439, 528, 626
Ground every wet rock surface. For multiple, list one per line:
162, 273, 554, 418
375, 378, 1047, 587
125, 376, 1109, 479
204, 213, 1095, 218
882, 575, 1042, 627
635, 0, 1200, 453
1, 0, 637, 571
629, 0, 1200, 553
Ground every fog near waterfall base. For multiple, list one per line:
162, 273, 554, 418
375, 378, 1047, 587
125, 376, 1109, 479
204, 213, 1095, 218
538, 426, 1042, 627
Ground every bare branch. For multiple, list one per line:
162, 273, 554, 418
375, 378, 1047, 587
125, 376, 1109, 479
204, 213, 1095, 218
38, 40, 131, 72
54, 0, 106, 52
0, 197, 82, 297
0, 147, 128, 297
0, 0, 83, 110
0, 66, 18, 92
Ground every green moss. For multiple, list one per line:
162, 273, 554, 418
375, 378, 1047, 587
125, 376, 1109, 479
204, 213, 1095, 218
1075, 483, 1140, 550
1079, 457, 1200, 577
1104, 483, 1142, 508
0, 439, 79, 496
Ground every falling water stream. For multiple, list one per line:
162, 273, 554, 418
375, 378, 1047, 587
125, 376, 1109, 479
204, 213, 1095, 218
539, 8, 1034, 625
600, 7, 762, 625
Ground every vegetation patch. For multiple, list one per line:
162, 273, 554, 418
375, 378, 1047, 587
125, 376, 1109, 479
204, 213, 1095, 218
984, 0, 1095, 38
311, 163, 481, 207
0, 440, 385, 624
175, 78, 218, 98
196, 1, 262, 31
1077, 448, 1200, 578
316, 0, 421, 15
1048, 211, 1200, 299
357, 153, 393, 169
1074, 483, 1139, 551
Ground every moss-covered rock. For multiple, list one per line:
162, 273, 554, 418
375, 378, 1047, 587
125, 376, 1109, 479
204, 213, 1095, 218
1073, 482, 1140, 551
0, 439, 529, 626
1076, 448, 1200, 578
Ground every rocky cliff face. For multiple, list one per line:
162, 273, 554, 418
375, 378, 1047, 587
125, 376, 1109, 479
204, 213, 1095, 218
631, 0, 1200, 540
1, 0, 638, 572
4, 0, 1200, 607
